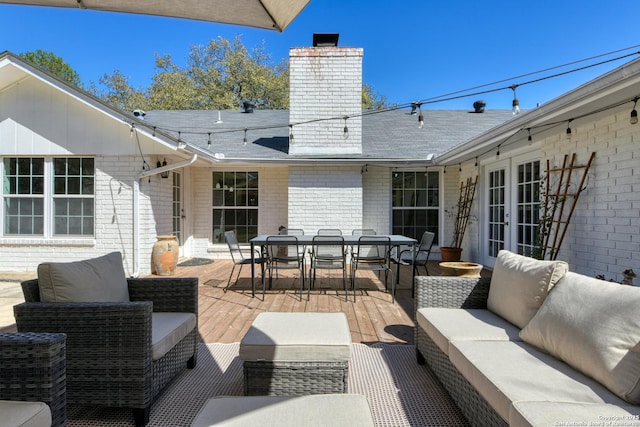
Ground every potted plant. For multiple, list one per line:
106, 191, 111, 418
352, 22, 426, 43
441, 177, 477, 262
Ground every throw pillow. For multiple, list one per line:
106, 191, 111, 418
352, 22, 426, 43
38, 252, 130, 302
487, 250, 568, 328
520, 272, 640, 404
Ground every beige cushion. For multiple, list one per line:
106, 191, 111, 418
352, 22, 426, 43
449, 341, 628, 422
239, 312, 351, 362
520, 272, 640, 404
191, 394, 375, 427
0, 400, 52, 427
510, 401, 640, 427
152, 312, 197, 361
38, 252, 129, 302
487, 250, 568, 328
416, 308, 521, 355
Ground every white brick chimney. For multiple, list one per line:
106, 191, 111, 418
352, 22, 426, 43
288, 46, 363, 155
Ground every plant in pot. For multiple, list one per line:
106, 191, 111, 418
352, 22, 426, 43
441, 177, 477, 262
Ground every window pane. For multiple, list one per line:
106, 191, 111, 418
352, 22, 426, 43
212, 171, 259, 243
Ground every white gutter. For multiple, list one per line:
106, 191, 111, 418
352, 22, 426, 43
132, 153, 198, 277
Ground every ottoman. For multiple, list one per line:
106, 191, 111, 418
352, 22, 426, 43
191, 394, 375, 427
239, 312, 352, 396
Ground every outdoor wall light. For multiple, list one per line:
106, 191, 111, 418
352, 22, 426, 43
157, 158, 169, 179
631, 98, 638, 125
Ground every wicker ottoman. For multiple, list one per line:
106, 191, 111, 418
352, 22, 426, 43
239, 312, 352, 396
191, 394, 374, 426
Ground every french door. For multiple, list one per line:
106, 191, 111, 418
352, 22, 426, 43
481, 154, 540, 267
172, 170, 185, 257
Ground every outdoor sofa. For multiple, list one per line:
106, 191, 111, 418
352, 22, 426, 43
415, 250, 640, 426
0, 332, 66, 427
13, 252, 198, 426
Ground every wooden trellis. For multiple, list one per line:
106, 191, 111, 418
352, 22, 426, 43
538, 152, 595, 260
452, 176, 477, 248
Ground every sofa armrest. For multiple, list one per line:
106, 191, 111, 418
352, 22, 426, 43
127, 277, 198, 314
14, 301, 153, 364
414, 276, 491, 312
0, 332, 66, 427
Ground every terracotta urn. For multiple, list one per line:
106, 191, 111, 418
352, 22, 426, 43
151, 235, 179, 276
440, 246, 463, 262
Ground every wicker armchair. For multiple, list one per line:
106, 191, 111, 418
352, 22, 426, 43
14, 277, 198, 426
0, 332, 66, 427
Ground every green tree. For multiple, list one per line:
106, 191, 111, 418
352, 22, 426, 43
362, 83, 388, 110
19, 50, 82, 88
92, 70, 148, 112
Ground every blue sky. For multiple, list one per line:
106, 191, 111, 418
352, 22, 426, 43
1, 0, 639, 111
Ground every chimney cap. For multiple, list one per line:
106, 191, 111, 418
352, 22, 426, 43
313, 33, 339, 47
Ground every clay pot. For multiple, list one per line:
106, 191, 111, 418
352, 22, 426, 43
152, 235, 179, 276
440, 246, 463, 262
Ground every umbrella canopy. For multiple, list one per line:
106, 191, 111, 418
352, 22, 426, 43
0, 0, 310, 31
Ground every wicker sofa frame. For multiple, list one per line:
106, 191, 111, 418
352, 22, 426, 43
414, 276, 508, 426
14, 277, 198, 426
0, 332, 67, 427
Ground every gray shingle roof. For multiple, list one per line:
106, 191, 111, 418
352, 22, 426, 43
143, 108, 514, 163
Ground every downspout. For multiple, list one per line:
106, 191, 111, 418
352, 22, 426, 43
132, 154, 198, 277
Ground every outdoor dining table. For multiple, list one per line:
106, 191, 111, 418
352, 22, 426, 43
249, 234, 418, 298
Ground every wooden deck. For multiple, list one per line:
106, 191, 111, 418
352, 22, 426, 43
1, 259, 491, 345
174, 258, 491, 345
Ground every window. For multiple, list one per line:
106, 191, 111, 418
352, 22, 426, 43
516, 160, 541, 256
2, 157, 95, 237
212, 171, 258, 243
391, 171, 439, 241
3, 158, 44, 235
53, 158, 95, 236
172, 172, 182, 244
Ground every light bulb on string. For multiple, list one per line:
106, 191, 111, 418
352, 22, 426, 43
130, 123, 135, 139
243, 129, 248, 146
511, 85, 520, 115
343, 117, 349, 140
474, 157, 478, 168
566, 119, 573, 139
207, 133, 211, 149
496, 145, 501, 158
416, 103, 424, 128
527, 128, 532, 144
631, 98, 639, 125
459, 163, 462, 172
289, 125, 295, 144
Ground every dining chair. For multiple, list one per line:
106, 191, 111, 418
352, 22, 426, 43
391, 231, 435, 276
351, 235, 395, 302
308, 235, 348, 301
224, 230, 264, 292
264, 235, 306, 300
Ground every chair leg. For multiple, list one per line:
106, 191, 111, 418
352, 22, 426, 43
187, 354, 196, 369
224, 264, 237, 292
133, 406, 150, 427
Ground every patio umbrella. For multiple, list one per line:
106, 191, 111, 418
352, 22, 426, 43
0, 0, 310, 31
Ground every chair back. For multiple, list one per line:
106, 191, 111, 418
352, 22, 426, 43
224, 230, 245, 262
279, 228, 304, 235
355, 235, 390, 262
317, 228, 342, 235
418, 231, 436, 252
266, 235, 302, 265
352, 228, 376, 235
311, 235, 345, 261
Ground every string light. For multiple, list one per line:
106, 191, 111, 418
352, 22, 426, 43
289, 125, 295, 144
443, 166, 446, 174
566, 119, 573, 139
474, 157, 478, 167
496, 144, 501, 158
207, 132, 211, 148
459, 163, 462, 172
343, 117, 349, 140
243, 129, 248, 145
527, 128, 532, 144
510, 85, 520, 115
418, 104, 424, 128
130, 123, 135, 139
631, 98, 639, 125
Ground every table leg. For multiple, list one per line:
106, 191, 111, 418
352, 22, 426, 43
251, 241, 256, 298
